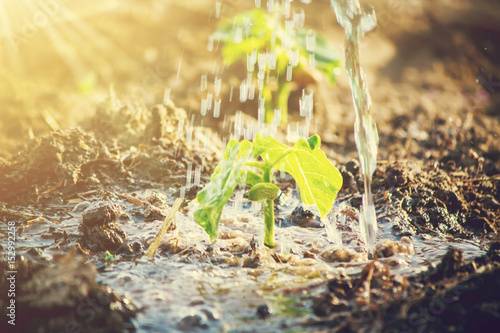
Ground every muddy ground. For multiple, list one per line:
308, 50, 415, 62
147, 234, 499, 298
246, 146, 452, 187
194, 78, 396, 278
1, 0, 500, 332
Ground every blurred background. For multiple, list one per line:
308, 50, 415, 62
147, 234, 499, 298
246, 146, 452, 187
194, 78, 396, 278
1, 0, 499, 157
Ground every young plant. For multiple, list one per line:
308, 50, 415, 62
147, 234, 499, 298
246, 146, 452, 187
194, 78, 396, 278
194, 133, 343, 248
213, 7, 341, 125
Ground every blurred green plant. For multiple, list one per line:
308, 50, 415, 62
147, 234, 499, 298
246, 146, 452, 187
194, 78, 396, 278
194, 133, 342, 248
214, 7, 341, 125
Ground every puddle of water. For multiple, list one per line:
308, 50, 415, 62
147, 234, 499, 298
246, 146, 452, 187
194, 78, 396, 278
1, 187, 486, 331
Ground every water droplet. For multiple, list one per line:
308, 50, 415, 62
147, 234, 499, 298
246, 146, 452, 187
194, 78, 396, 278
200, 74, 207, 92
214, 76, 222, 97
306, 30, 316, 52
176, 56, 183, 79
258, 98, 265, 123
273, 108, 281, 126
287, 47, 299, 67
258, 52, 267, 71
207, 93, 213, 111
267, 0, 275, 13
247, 54, 255, 72
194, 167, 201, 186
214, 99, 221, 118
234, 27, 243, 43
239, 81, 248, 103
229, 86, 234, 102
207, 34, 214, 52
234, 111, 243, 139
293, 9, 305, 28
286, 64, 292, 81
186, 115, 194, 144
234, 190, 244, 212
215, 1, 222, 19
186, 164, 193, 188
267, 50, 277, 70
282, 0, 291, 18
248, 84, 255, 100
177, 118, 185, 137
200, 98, 208, 116
271, 30, 277, 46
163, 88, 171, 106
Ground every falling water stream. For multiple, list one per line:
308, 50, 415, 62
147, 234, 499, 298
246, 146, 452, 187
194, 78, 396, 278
330, 0, 379, 257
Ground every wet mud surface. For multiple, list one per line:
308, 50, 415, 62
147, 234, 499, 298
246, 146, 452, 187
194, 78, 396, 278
1, 0, 500, 332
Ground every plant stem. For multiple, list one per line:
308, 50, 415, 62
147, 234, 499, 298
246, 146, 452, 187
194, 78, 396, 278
262, 166, 276, 248
263, 198, 275, 248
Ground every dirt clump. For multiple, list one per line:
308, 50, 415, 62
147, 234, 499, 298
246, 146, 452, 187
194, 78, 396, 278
0, 251, 137, 333
310, 245, 500, 332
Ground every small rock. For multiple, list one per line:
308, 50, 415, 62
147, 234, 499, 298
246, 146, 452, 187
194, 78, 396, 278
430, 247, 463, 281
256, 304, 272, 319
279, 206, 324, 228
177, 313, 208, 330
374, 237, 415, 258
320, 247, 356, 263
82, 201, 121, 227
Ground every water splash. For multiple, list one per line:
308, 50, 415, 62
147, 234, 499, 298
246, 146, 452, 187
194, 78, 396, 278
330, 0, 379, 257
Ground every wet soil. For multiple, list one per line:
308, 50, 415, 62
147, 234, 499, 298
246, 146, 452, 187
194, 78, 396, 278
1, 0, 500, 332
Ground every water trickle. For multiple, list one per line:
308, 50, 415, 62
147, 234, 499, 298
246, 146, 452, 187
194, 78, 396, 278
194, 166, 201, 187
267, 50, 277, 70
186, 163, 193, 188
200, 73, 207, 91
331, 0, 379, 257
215, 1, 222, 19
214, 76, 222, 96
207, 93, 213, 111
306, 30, 316, 52
177, 118, 184, 137
213, 99, 221, 118
186, 115, 194, 145
200, 98, 208, 116
239, 81, 248, 103
176, 53, 183, 79
286, 64, 292, 81
273, 108, 282, 126
207, 34, 214, 52
258, 98, 265, 123
324, 204, 345, 244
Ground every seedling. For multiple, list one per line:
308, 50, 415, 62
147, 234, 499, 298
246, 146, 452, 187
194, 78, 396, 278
194, 133, 342, 248
213, 7, 341, 125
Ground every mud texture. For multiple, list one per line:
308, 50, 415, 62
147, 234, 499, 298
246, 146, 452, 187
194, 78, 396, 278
0, 0, 499, 332
310, 245, 500, 333
0, 251, 137, 333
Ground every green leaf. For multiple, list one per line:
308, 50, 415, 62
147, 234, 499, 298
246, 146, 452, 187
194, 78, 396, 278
253, 133, 342, 218
194, 140, 252, 242
245, 169, 263, 187
248, 182, 280, 201
252, 132, 289, 159
104, 250, 116, 262
214, 9, 274, 65
307, 134, 320, 150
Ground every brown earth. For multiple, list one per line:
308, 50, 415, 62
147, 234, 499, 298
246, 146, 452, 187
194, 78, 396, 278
0, 0, 499, 332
